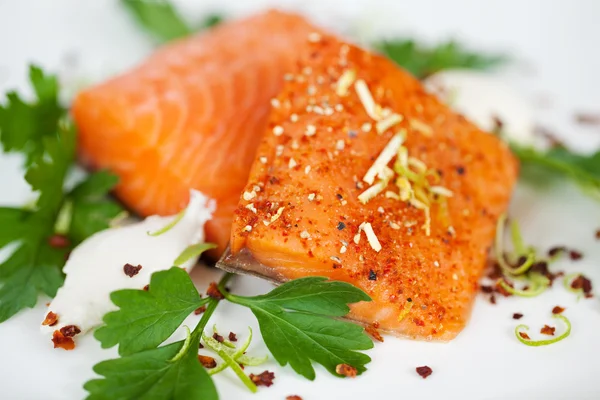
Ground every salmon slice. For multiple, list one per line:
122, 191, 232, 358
72, 11, 322, 255
219, 34, 518, 341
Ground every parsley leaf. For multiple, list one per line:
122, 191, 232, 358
0, 126, 74, 322
121, 0, 223, 43
0, 66, 123, 323
68, 170, 123, 244
375, 39, 505, 79
511, 144, 600, 199
94, 267, 207, 356
122, 0, 192, 43
87, 270, 222, 400
225, 277, 373, 380
85, 336, 218, 400
0, 65, 63, 165
88, 271, 373, 398
198, 14, 223, 30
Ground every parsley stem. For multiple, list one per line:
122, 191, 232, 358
204, 334, 258, 393
192, 299, 218, 337
191, 272, 234, 337
217, 272, 234, 294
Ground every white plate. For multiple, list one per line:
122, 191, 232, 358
1, 1, 600, 399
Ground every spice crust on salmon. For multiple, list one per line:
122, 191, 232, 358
220, 34, 518, 341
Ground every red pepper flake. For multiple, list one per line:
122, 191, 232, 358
569, 250, 583, 261
575, 112, 600, 126
123, 263, 142, 277
540, 325, 555, 336
48, 234, 70, 248
335, 364, 357, 378
213, 332, 224, 343
552, 306, 565, 314
456, 166, 465, 175
571, 274, 593, 297
198, 355, 217, 368
52, 330, 75, 350
228, 332, 237, 342
596, 229, 600, 240
519, 332, 531, 340
368, 270, 377, 281
60, 325, 81, 337
194, 306, 207, 315
416, 366, 433, 379
486, 261, 503, 280
413, 318, 425, 327
364, 324, 384, 342
512, 313, 523, 320
480, 285, 493, 294
286, 396, 303, 400
495, 280, 513, 297
42, 311, 58, 326
206, 282, 224, 300
143, 284, 149, 291
490, 294, 497, 305
249, 370, 275, 387
199, 343, 204, 349
337, 221, 346, 230
547, 246, 567, 257
492, 115, 504, 131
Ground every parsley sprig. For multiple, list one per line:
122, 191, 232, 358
223, 277, 373, 379
121, 0, 222, 43
511, 144, 600, 199
375, 39, 506, 79
86, 301, 220, 400
0, 66, 63, 165
0, 66, 123, 322
86, 268, 373, 399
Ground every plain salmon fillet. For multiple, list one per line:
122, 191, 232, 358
72, 11, 322, 255
220, 34, 518, 341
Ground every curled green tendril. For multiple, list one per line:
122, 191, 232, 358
515, 315, 571, 346
202, 332, 258, 392
169, 325, 191, 362
497, 275, 549, 298
147, 208, 186, 236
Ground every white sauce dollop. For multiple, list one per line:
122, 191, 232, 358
41, 190, 215, 336
424, 69, 535, 145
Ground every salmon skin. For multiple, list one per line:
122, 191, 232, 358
72, 11, 322, 255
219, 34, 518, 341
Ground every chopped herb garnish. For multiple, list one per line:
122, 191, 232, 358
147, 208, 186, 236
494, 214, 536, 276
202, 331, 259, 392
173, 243, 217, 266
515, 314, 571, 346
497, 276, 549, 297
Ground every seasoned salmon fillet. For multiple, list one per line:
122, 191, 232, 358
220, 35, 518, 340
72, 11, 322, 255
